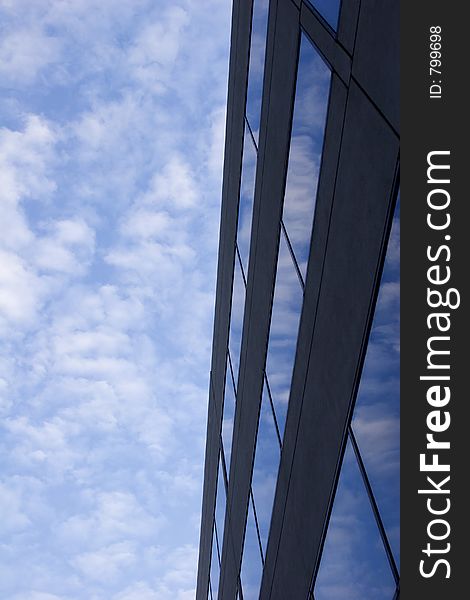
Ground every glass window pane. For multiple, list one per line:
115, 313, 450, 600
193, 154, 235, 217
240, 495, 264, 600
210, 522, 221, 599
237, 123, 258, 276
351, 198, 400, 565
282, 34, 331, 282
222, 352, 237, 472
265, 229, 304, 438
246, 0, 270, 144
215, 451, 227, 555
314, 439, 396, 600
229, 252, 246, 387
251, 381, 281, 554
209, 578, 214, 600
306, 0, 341, 31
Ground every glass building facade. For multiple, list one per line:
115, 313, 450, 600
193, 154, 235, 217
197, 1, 399, 599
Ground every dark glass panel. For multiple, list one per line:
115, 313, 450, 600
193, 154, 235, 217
351, 198, 400, 564
240, 494, 264, 599
251, 381, 281, 554
314, 439, 396, 599
265, 229, 304, 438
282, 34, 331, 281
246, 0, 270, 145
237, 123, 257, 276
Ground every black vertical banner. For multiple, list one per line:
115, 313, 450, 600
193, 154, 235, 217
401, 2, 468, 598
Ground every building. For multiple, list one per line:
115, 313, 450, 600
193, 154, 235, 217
196, 0, 399, 598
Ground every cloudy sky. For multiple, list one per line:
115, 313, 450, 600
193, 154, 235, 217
0, 1, 231, 598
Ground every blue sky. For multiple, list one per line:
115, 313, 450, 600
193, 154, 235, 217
0, 1, 231, 598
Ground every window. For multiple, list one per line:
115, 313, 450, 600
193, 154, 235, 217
239, 492, 264, 599
351, 199, 400, 565
282, 33, 331, 282
265, 229, 304, 438
229, 251, 246, 387
314, 439, 396, 600
306, 0, 341, 31
222, 351, 237, 472
314, 196, 400, 598
215, 451, 227, 555
210, 521, 221, 599
246, 0, 270, 145
251, 381, 281, 554
237, 122, 258, 276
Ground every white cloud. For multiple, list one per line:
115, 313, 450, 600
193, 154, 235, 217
113, 581, 159, 600
158, 545, 198, 593
11, 593, 65, 600
33, 219, 95, 274
147, 155, 198, 209
0, 251, 47, 326
0, 28, 61, 85
0, 114, 57, 205
0, 115, 99, 340
121, 210, 173, 240
72, 541, 136, 583
127, 6, 189, 93
0, 482, 31, 533
207, 105, 227, 180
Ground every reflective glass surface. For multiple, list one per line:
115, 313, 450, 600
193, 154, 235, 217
222, 351, 237, 472
265, 228, 304, 438
307, 0, 341, 31
251, 382, 281, 554
246, 0, 270, 144
210, 522, 220, 599
229, 252, 246, 387
237, 122, 258, 276
351, 198, 400, 564
314, 439, 396, 600
215, 452, 227, 557
240, 495, 264, 600
282, 34, 331, 281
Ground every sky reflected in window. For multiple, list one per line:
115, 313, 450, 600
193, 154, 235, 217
229, 252, 246, 387
239, 494, 264, 600
208, 578, 214, 600
251, 382, 281, 554
282, 34, 331, 282
306, 0, 341, 31
237, 122, 258, 277
215, 452, 227, 562
351, 198, 400, 565
265, 229, 304, 438
222, 352, 237, 473
314, 439, 396, 600
210, 522, 220, 600
246, 0, 269, 144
